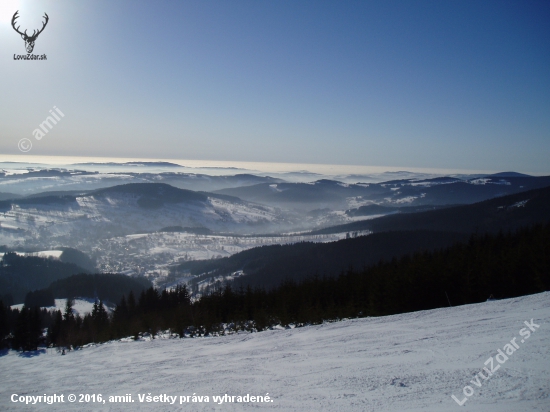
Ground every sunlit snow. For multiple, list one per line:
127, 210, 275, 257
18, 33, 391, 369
1, 293, 548, 411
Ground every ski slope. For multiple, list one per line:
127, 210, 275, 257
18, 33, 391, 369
1, 292, 548, 411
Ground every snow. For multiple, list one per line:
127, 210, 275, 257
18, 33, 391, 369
393, 196, 417, 204
124, 234, 149, 240
511, 200, 529, 208
470, 178, 491, 185
0, 250, 63, 260
346, 215, 389, 222
0, 223, 20, 230
470, 178, 511, 186
33, 250, 64, 259
1, 292, 548, 411
1, 169, 29, 176
94, 231, 358, 279
410, 180, 457, 187
53, 298, 114, 315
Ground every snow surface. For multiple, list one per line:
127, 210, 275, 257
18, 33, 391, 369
26, 250, 63, 259
1, 292, 548, 411
0, 251, 62, 259
45, 298, 114, 316
511, 200, 529, 208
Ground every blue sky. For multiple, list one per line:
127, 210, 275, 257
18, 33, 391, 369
1, 0, 549, 173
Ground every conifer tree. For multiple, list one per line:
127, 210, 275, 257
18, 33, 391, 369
47, 310, 63, 346
114, 296, 128, 322
29, 306, 42, 350
0, 300, 8, 344
63, 298, 76, 347
63, 298, 75, 322
127, 291, 136, 314
91, 299, 109, 341
13, 307, 29, 350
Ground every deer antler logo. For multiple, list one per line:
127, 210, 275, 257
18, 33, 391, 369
12, 11, 49, 54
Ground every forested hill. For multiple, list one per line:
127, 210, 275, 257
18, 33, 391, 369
24, 274, 152, 308
211, 223, 550, 325
177, 230, 468, 290
0, 254, 89, 305
308, 184, 550, 235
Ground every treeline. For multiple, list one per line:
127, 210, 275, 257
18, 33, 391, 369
47, 299, 110, 348
1, 273, 151, 350
1, 223, 549, 350
31, 273, 151, 305
13, 273, 151, 309
0, 287, 192, 350
0, 303, 56, 351
0, 253, 89, 304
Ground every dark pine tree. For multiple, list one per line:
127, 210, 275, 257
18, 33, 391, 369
47, 310, 63, 346
0, 300, 8, 345
62, 298, 77, 348
13, 306, 41, 351
91, 299, 109, 341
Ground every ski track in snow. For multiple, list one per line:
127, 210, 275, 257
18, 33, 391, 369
1, 292, 549, 411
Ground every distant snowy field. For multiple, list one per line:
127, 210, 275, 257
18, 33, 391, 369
11, 299, 114, 316
1, 293, 548, 411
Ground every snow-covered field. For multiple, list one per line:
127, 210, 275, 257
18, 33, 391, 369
11, 299, 114, 316
1, 292, 548, 411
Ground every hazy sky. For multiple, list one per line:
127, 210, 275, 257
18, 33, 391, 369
1, 0, 549, 173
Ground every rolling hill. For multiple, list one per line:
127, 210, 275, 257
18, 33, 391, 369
0, 253, 89, 304
0, 183, 290, 249
215, 174, 550, 210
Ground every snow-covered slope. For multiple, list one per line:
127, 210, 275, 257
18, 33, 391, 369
1, 293, 548, 411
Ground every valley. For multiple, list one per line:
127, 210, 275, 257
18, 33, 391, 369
1, 162, 549, 301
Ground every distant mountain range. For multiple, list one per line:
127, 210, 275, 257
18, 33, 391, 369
74, 161, 183, 167
2, 173, 549, 249
486, 171, 533, 178
1, 170, 549, 291
215, 172, 550, 209
214, 174, 550, 210
3, 167, 548, 208
0, 168, 283, 196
